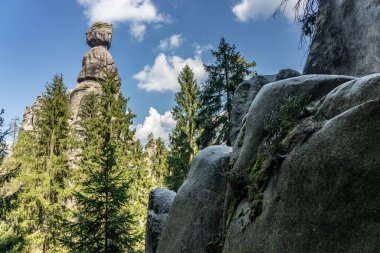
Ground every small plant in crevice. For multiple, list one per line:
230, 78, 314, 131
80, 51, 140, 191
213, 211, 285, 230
247, 93, 315, 219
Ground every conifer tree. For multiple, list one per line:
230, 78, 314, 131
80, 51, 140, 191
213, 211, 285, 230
0, 109, 9, 164
166, 65, 201, 191
145, 134, 168, 187
65, 72, 141, 253
0, 75, 71, 252
197, 38, 255, 148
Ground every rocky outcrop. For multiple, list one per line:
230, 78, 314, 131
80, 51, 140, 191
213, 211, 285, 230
229, 69, 301, 145
77, 22, 117, 83
21, 96, 44, 131
156, 146, 232, 253
146, 188, 176, 253
223, 95, 380, 253
304, 0, 380, 76
229, 74, 354, 185
21, 22, 117, 129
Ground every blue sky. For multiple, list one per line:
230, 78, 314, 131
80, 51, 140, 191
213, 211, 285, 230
0, 0, 309, 144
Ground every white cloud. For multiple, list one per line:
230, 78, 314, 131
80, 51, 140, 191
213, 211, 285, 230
232, 0, 304, 22
158, 34, 184, 51
77, 0, 169, 41
133, 45, 209, 92
130, 23, 146, 41
134, 107, 176, 144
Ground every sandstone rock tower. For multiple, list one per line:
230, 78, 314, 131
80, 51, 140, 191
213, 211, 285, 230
69, 21, 118, 124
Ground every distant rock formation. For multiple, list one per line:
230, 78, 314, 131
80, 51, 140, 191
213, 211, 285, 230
21, 22, 118, 130
21, 96, 44, 131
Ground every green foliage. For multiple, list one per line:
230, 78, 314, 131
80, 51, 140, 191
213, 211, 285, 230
64, 72, 142, 253
0, 75, 72, 252
0, 109, 9, 164
198, 38, 255, 147
167, 65, 201, 191
248, 94, 312, 219
145, 134, 169, 187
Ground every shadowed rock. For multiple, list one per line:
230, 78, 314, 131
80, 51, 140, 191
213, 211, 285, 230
146, 188, 176, 253
157, 146, 232, 253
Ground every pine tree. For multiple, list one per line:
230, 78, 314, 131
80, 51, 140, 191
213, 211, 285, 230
0, 75, 71, 252
8, 117, 20, 150
65, 72, 141, 253
0, 109, 9, 164
197, 38, 255, 148
166, 65, 201, 191
145, 134, 168, 187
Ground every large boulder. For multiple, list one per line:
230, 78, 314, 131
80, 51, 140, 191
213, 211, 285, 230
77, 46, 116, 83
157, 146, 232, 253
86, 21, 113, 49
304, 0, 380, 76
223, 98, 380, 253
319, 73, 380, 119
68, 81, 102, 124
229, 75, 354, 184
21, 95, 44, 131
229, 76, 271, 145
146, 188, 176, 253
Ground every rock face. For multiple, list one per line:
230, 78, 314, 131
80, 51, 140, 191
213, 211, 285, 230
86, 22, 112, 49
156, 146, 232, 253
146, 188, 176, 253
304, 0, 380, 76
229, 74, 354, 184
77, 22, 117, 83
229, 69, 301, 145
229, 75, 271, 145
21, 96, 44, 131
21, 22, 117, 129
223, 96, 380, 253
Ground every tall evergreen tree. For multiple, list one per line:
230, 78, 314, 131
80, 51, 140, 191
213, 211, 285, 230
145, 134, 168, 187
65, 73, 141, 253
8, 117, 20, 150
0, 109, 9, 164
197, 38, 255, 147
166, 65, 201, 191
0, 75, 71, 252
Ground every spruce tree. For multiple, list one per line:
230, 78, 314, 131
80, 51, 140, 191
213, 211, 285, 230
145, 134, 168, 187
0, 109, 9, 164
0, 75, 71, 252
197, 38, 255, 148
166, 65, 201, 191
65, 72, 141, 253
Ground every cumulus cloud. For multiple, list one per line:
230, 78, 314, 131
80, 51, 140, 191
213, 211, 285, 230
77, 0, 168, 41
232, 0, 304, 22
134, 107, 176, 144
133, 45, 210, 92
158, 34, 184, 51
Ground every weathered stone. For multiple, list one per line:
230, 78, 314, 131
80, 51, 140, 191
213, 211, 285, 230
275, 68, 301, 81
229, 75, 355, 185
304, 0, 380, 76
223, 99, 380, 253
77, 46, 116, 83
229, 76, 271, 145
21, 96, 44, 131
146, 188, 176, 253
86, 21, 113, 49
68, 80, 102, 124
319, 73, 380, 119
157, 146, 232, 253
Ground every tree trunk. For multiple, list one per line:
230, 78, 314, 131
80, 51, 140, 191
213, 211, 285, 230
304, 0, 380, 76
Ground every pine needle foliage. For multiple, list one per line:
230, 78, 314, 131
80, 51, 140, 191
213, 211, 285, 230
166, 65, 201, 191
64, 72, 141, 253
0, 75, 71, 252
197, 38, 255, 148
